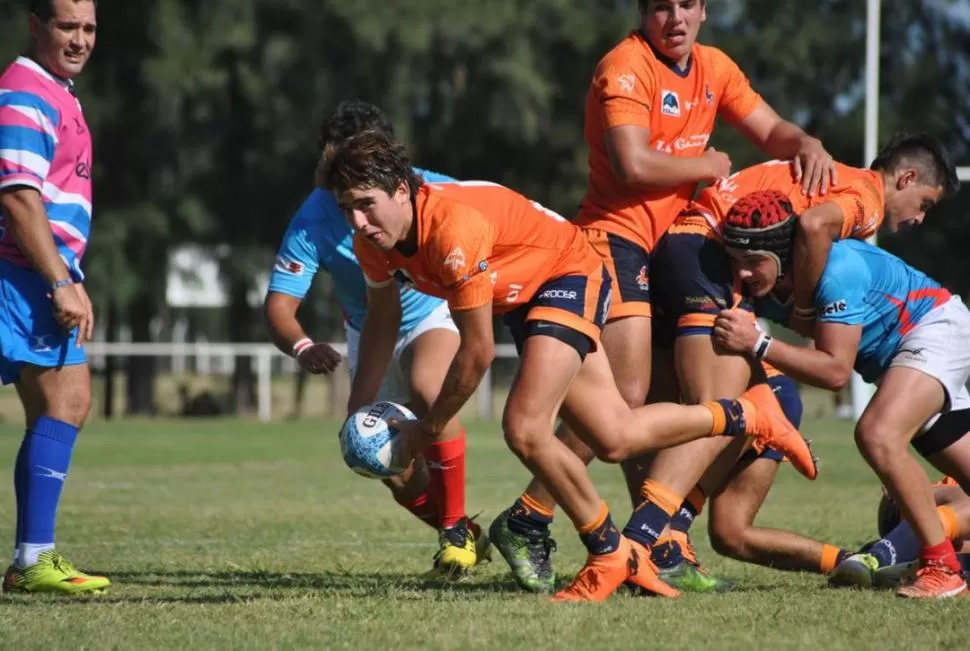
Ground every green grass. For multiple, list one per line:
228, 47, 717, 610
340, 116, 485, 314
0, 417, 967, 650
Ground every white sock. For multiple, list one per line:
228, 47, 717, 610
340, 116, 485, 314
11, 547, 18, 567
17, 543, 55, 568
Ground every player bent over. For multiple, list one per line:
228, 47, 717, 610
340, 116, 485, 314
0, 0, 109, 595
637, 132, 959, 589
320, 130, 813, 602
714, 189, 969, 599
264, 101, 484, 577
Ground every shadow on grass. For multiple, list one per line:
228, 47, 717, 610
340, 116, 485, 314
59, 569, 529, 597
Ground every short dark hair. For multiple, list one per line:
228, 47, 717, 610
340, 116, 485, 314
318, 100, 395, 152
30, 0, 96, 22
870, 132, 960, 198
317, 129, 422, 200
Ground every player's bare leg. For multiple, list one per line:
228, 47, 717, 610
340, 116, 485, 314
840, 435, 970, 590
855, 367, 967, 598
707, 454, 848, 573
490, 315, 650, 591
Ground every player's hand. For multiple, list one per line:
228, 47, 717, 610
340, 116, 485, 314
712, 308, 761, 355
792, 138, 837, 197
73, 283, 95, 346
51, 282, 93, 347
387, 418, 431, 471
701, 147, 732, 183
296, 341, 342, 375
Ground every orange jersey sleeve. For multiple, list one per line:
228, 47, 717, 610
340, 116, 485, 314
593, 46, 657, 130
352, 235, 394, 288
708, 47, 763, 125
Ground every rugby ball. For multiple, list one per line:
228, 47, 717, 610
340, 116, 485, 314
339, 401, 415, 479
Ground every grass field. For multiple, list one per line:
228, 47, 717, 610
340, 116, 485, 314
0, 417, 968, 650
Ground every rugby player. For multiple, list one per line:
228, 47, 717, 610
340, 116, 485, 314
0, 0, 110, 595
488, 0, 836, 593
265, 100, 484, 577
319, 129, 813, 602
714, 185, 969, 598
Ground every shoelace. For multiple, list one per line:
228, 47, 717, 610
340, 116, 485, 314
911, 561, 960, 589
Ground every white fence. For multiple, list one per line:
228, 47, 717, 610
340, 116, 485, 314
85, 341, 520, 422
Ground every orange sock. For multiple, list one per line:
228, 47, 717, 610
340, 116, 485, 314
820, 543, 845, 574
938, 505, 961, 540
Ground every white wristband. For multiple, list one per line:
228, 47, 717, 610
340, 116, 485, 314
752, 332, 773, 360
292, 337, 313, 357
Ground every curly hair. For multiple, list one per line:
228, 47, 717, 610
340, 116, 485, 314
318, 100, 394, 153
317, 129, 422, 199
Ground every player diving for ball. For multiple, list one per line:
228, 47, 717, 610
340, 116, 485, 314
713, 177, 970, 599
264, 100, 487, 578
319, 129, 814, 602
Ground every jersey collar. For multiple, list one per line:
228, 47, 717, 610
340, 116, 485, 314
15, 56, 76, 95
637, 29, 693, 78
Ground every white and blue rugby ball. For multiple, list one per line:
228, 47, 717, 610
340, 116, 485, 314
339, 401, 415, 479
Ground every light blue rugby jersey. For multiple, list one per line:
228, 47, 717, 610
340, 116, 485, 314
754, 240, 951, 383
268, 168, 456, 335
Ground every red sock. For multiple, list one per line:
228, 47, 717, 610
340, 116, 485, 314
425, 430, 467, 529
395, 491, 440, 530
921, 539, 962, 572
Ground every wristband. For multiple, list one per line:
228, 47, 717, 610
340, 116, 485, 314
292, 337, 313, 357
752, 332, 773, 360
793, 305, 815, 319
51, 278, 74, 292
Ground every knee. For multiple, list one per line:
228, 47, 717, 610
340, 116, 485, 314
854, 418, 903, 468
615, 377, 650, 410
709, 520, 748, 560
503, 408, 549, 462
49, 386, 90, 428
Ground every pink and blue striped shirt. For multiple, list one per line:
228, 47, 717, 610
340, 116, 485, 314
0, 56, 92, 280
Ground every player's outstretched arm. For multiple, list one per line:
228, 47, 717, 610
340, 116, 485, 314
713, 310, 860, 391
734, 103, 837, 197
606, 125, 732, 187
347, 283, 401, 413
791, 202, 846, 334
414, 303, 495, 442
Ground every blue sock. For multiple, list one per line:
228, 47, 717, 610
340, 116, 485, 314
869, 521, 921, 568
622, 501, 672, 548
14, 431, 29, 556
670, 500, 698, 534
20, 417, 79, 547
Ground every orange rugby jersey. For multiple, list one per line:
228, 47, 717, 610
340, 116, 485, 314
354, 182, 604, 314
692, 160, 885, 239
576, 30, 763, 250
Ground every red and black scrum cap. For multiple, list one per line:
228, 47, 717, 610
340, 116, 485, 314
722, 190, 798, 274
